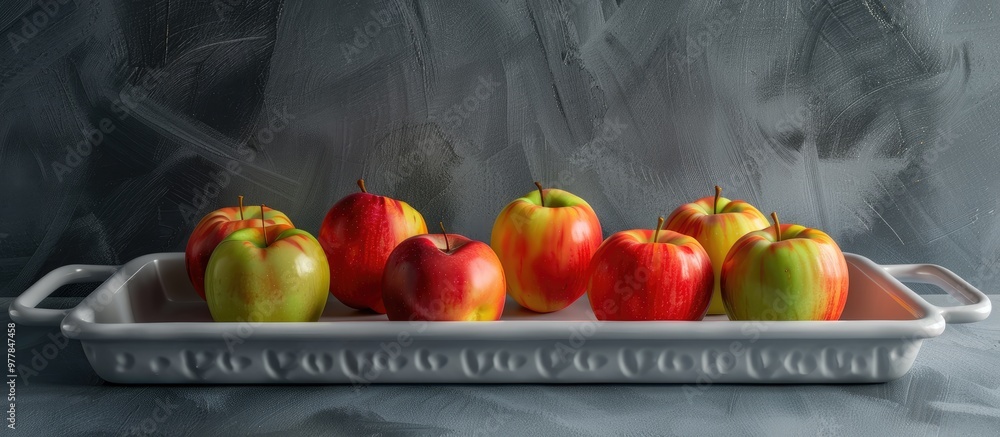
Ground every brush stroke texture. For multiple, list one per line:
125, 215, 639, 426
1, 0, 998, 298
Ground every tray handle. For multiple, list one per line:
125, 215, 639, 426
9, 264, 119, 326
883, 263, 992, 324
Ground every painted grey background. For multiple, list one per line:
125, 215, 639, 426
2, 0, 999, 297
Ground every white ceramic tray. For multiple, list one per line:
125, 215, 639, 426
9, 252, 991, 384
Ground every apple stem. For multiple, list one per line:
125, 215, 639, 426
238, 195, 245, 220
261, 204, 268, 246
439, 221, 450, 252
771, 211, 781, 242
357, 179, 367, 193
653, 216, 665, 243
534, 181, 545, 207
714, 185, 722, 214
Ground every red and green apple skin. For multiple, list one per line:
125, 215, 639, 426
205, 227, 330, 322
491, 188, 603, 313
382, 233, 506, 321
665, 192, 769, 315
318, 183, 427, 313
586, 229, 714, 321
185, 205, 293, 300
721, 223, 849, 321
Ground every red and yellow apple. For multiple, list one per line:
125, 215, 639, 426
587, 217, 714, 321
318, 179, 427, 313
665, 186, 769, 315
185, 197, 293, 300
491, 182, 603, 313
205, 214, 330, 322
721, 212, 849, 321
382, 224, 506, 321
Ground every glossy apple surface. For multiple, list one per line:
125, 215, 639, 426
721, 217, 849, 321
586, 226, 714, 321
186, 204, 293, 300
318, 180, 427, 313
205, 227, 330, 322
382, 232, 506, 321
491, 185, 603, 313
665, 187, 769, 315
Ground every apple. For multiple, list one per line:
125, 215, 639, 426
665, 186, 769, 315
586, 217, 714, 321
205, 208, 330, 322
185, 196, 293, 300
382, 223, 506, 321
721, 212, 849, 321
491, 182, 603, 313
318, 179, 428, 313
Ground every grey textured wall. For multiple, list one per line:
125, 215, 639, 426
2, 0, 998, 297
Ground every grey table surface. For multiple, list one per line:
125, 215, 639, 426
4, 296, 998, 437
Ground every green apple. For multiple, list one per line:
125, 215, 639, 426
205, 223, 330, 322
721, 212, 849, 321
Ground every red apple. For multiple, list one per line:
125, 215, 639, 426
721, 212, 849, 321
491, 182, 603, 313
586, 217, 714, 321
185, 197, 293, 300
318, 179, 427, 313
665, 186, 769, 315
382, 223, 506, 321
